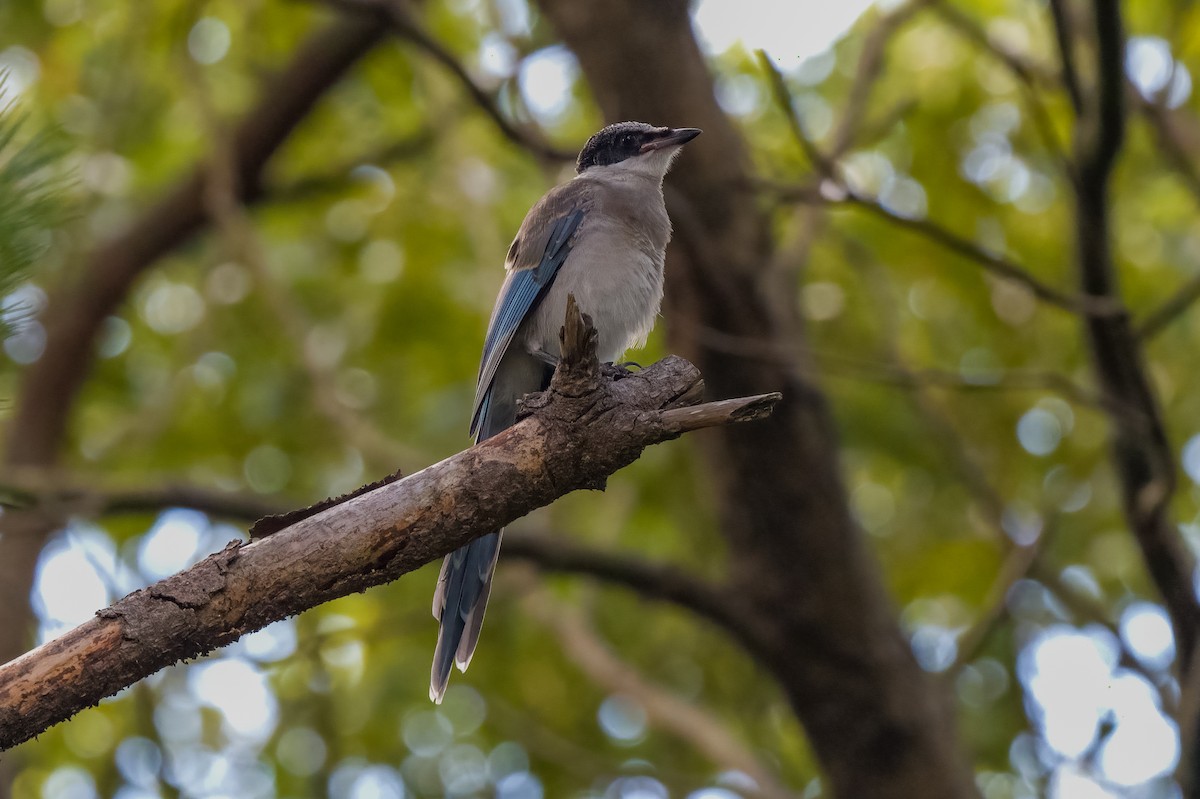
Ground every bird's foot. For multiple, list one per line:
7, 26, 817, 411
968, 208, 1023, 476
601, 361, 639, 380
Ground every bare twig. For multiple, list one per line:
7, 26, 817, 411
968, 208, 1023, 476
524, 587, 798, 799
828, 0, 932, 160
184, 48, 419, 469
757, 0, 929, 172
759, 51, 833, 177
661, 393, 781, 430
322, 0, 573, 163
756, 39, 1103, 318
930, 3, 1071, 173
814, 353, 1109, 412
949, 539, 1044, 675
931, 2, 1056, 87
0, 469, 285, 523
761, 0, 932, 172
1139, 272, 1200, 339
839, 192, 1118, 317
505, 532, 750, 648
1047, 0, 1084, 115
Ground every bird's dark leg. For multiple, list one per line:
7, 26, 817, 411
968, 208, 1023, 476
530, 342, 636, 379
527, 346, 560, 369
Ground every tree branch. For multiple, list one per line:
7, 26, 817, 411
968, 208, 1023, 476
816, 355, 1108, 411
843, 193, 1116, 315
761, 177, 1119, 317
1087, 1, 1126, 182
0, 470, 286, 523
1139, 271, 1200, 339
322, 0, 574, 163
752, 55, 1109, 319
0, 303, 780, 750
760, 0, 931, 177
1047, 0, 1084, 115
504, 532, 751, 649
827, 0, 933, 161
930, 2, 1072, 174
1060, 0, 1200, 690
1131, 102, 1200, 339
523, 588, 798, 799
759, 51, 833, 178
1051, 12, 1200, 772
0, 475, 752, 649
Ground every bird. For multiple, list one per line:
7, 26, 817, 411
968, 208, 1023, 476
430, 121, 702, 702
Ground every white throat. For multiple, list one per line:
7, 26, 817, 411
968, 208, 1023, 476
578, 147, 682, 184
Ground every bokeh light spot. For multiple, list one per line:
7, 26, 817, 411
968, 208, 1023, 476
189, 18, 231, 65
598, 695, 648, 744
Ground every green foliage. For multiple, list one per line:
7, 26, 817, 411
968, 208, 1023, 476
4, 0, 1200, 797
0, 78, 67, 336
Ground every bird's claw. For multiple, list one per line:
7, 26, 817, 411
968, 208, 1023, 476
601, 361, 638, 380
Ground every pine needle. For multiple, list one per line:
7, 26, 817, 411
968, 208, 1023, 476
0, 71, 70, 337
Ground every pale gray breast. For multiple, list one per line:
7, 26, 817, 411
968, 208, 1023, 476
524, 175, 670, 363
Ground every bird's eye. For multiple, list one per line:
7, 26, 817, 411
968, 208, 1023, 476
620, 135, 633, 148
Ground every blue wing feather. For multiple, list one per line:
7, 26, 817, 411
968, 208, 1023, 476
469, 208, 583, 439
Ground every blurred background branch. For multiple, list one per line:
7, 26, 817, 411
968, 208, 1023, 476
521, 582, 798, 799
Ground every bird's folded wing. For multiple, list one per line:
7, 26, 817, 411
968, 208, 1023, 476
470, 203, 584, 438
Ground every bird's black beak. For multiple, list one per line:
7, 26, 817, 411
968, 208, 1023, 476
640, 127, 703, 153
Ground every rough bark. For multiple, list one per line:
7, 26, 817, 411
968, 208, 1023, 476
0, 475, 756, 666
0, 304, 780, 750
535, 1, 979, 797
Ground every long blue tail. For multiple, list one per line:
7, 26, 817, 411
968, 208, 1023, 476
430, 353, 549, 703
429, 531, 502, 702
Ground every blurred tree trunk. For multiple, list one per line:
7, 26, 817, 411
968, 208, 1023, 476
535, 1, 980, 796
